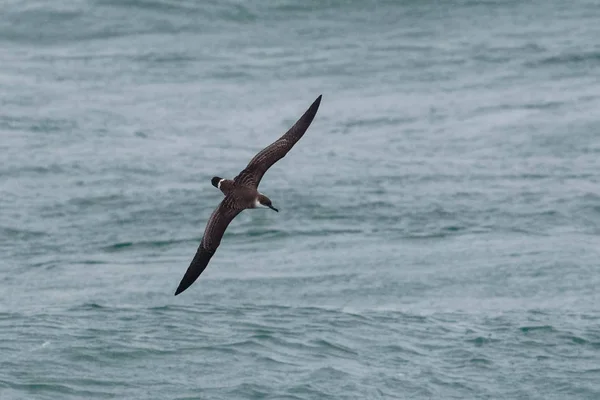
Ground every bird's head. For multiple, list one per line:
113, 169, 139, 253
256, 194, 278, 212
211, 176, 223, 188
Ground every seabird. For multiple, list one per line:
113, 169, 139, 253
174, 95, 322, 295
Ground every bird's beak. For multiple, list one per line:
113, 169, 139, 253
268, 205, 279, 212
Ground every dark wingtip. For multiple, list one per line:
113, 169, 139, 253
313, 94, 322, 108
174, 249, 215, 296
310, 95, 322, 113
174, 277, 192, 296
297, 95, 322, 126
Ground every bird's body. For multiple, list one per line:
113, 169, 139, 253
174, 95, 322, 296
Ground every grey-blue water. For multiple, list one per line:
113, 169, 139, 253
2, 1, 600, 399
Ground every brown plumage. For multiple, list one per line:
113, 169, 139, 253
174, 95, 322, 296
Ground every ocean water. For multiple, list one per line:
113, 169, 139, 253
1, 0, 600, 398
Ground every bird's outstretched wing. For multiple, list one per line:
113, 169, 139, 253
174, 197, 242, 296
234, 95, 322, 188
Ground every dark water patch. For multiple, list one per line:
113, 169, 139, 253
0, 115, 76, 133
147, 304, 192, 313
380, 343, 424, 357
309, 366, 351, 381
521, 101, 565, 110
66, 350, 111, 365
0, 381, 82, 396
262, 395, 304, 400
95, 0, 204, 14
392, 221, 478, 239
469, 357, 493, 365
26, 260, 61, 270
96, 0, 258, 26
102, 238, 190, 252
373, 310, 430, 326
76, 259, 107, 265
235, 322, 295, 338
0, 312, 23, 321
467, 336, 496, 347
224, 383, 270, 400
67, 194, 127, 208
210, 69, 255, 80
216, 3, 258, 23
475, 100, 565, 115
233, 226, 363, 240
520, 325, 555, 334
527, 309, 552, 316
428, 375, 476, 396
473, 41, 547, 59
68, 302, 107, 311
0, 164, 66, 177
243, 228, 288, 239
308, 338, 358, 357
335, 116, 418, 134
444, 225, 461, 232
255, 354, 301, 368
528, 51, 600, 67
135, 51, 198, 64
106, 241, 133, 250
248, 331, 279, 342
222, 271, 359, 284
440, 348, 477, 362
212, 339, 270, 354
583, 368, 600, 375
6, 315, 70, 332
69, 344, 175, 362
401, 231, 456, 239
66, 303, 147, 316
566, 335, 587, 345
287, 383, 335, 399
231, 303, 375, 326
0, 226, 47, 240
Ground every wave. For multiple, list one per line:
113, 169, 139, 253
0, 1, 261, 44
529, 51, 600, 67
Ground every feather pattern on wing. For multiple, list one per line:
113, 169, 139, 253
174, 197, 242, 295
234, 95, 322, 188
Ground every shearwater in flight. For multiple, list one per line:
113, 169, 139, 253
174, 95, 322, 295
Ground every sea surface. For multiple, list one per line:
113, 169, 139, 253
2, 0, 600, 399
